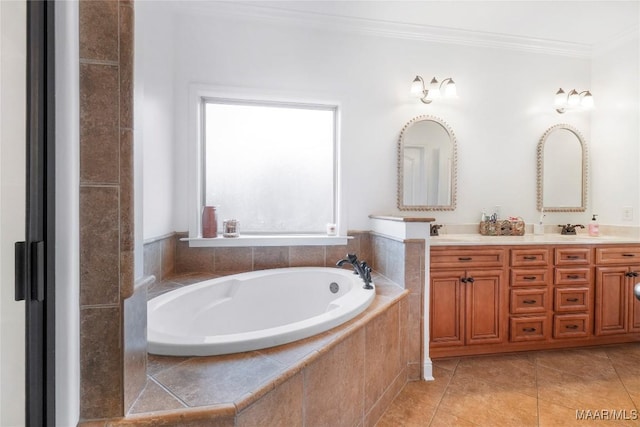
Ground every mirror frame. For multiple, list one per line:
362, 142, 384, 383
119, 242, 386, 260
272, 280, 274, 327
397, 115, 458, 211
536, 123, 588, 212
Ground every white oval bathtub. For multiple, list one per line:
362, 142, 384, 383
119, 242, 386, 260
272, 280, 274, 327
147, 267, 376, 356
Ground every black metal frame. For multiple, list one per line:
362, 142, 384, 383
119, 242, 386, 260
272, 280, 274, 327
15, 1, 56, 425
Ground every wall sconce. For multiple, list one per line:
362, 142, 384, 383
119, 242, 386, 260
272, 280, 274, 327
410, 75, 457, 104
554, 88, 594, 113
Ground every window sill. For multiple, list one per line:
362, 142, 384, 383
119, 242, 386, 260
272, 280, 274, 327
182, 235, 351, 248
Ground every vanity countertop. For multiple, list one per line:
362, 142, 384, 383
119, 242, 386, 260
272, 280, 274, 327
430, 233, 640, 246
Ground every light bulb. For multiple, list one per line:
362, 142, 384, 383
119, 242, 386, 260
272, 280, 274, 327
410, 76, 424, 98
443, 79, 457, 97
567, 89, 580, 106
581, 91, 594, 109
554, 88, 566, 107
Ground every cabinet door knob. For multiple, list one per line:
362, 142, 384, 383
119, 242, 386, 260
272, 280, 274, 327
467, 277, 475, 283
460, 277, 467, 283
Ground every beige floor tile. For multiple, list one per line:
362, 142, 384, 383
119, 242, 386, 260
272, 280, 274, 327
537, 364, 636, 411
535, 347, 619, 380
438, 369, 538, 427
539, 398, 640, 427
379, 344, 640, 427
428, 407, 478, 427
454, 352, 537, 397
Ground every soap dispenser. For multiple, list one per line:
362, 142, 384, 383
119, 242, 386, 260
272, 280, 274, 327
588, 214, 599, 237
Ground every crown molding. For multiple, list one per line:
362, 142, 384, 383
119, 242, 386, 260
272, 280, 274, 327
175, 1, 593, 58
593, 25, 640, 56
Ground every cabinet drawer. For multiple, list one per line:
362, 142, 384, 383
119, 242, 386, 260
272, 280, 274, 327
555, 247, 592, 266
431, 248, 505, 268
510, 316, 548, 342
510, 268, 551, 287
553, 314, 590, 339
511, 288, 548, 314
595, 247, 640, 265
510, 248, 550, 267
554, 268, 591, 285
554, 287, 590, 312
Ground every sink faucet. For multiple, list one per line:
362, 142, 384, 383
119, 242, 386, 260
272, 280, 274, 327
430, 224, 443, 236
336, 253, 373, 289
559, 224, 585, 235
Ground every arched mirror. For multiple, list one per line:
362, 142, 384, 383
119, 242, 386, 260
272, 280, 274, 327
397, 115, 457, 211
537, 124, 588, 212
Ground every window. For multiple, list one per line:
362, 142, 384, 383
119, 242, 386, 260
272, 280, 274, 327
201, 98, 338, 236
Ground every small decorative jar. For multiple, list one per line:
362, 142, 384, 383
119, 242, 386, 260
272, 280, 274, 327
202, 206, 218, 238
223, 219, 239, 238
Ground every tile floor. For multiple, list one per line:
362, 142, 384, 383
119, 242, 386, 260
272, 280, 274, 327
377, 343, 640, 426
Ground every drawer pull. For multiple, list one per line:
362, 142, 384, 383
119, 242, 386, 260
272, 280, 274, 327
458, 257, 472, 261
523, 256, 537, 260
566, 298, 580, 302
523, 299, 537, 304
523, 276, 537, 280
567, 275, 581, 279
625, 272, 639, 278
565, 324, 579, 329
623, 253, 636, 257
567, 255, 581, 259
523, 327, 537, 332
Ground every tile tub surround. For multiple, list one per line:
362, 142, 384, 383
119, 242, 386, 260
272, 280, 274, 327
79, 274, 409, 426
144, 230, 424, 379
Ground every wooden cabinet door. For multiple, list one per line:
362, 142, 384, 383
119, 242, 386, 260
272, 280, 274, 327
595, 267, 628, 335
465, 269, 505, 345
430, 270, 464, 347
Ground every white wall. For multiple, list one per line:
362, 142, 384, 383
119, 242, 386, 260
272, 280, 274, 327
591, 32, 640, 225
137, 2, 176, 240
139, 4, 638, 239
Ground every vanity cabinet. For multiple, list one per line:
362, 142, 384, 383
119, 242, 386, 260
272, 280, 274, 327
430, 242, 640, 358
430, 248, 506, 354
595, 246, 640, 336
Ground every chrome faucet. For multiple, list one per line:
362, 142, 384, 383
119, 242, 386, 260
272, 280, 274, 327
336, 253, 373, 289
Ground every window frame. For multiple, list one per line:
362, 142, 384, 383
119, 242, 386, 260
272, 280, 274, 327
186, 85, 346, 247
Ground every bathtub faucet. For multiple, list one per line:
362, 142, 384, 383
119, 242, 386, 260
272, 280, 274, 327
336, 254, 374, 290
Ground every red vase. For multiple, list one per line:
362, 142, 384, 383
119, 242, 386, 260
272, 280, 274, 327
202, 206, 218, 238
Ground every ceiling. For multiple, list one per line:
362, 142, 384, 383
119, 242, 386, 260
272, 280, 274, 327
240, 0, 640, 47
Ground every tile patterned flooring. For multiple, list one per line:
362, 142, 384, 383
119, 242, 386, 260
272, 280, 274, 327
377, 343, 640, 426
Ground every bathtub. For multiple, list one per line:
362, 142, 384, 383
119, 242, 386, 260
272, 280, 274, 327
147, 267, 376, 356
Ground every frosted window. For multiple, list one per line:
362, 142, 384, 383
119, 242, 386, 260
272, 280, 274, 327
203, 100, 336, 234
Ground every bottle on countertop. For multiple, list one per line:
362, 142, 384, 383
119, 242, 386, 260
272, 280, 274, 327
588, 214, 599, 237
